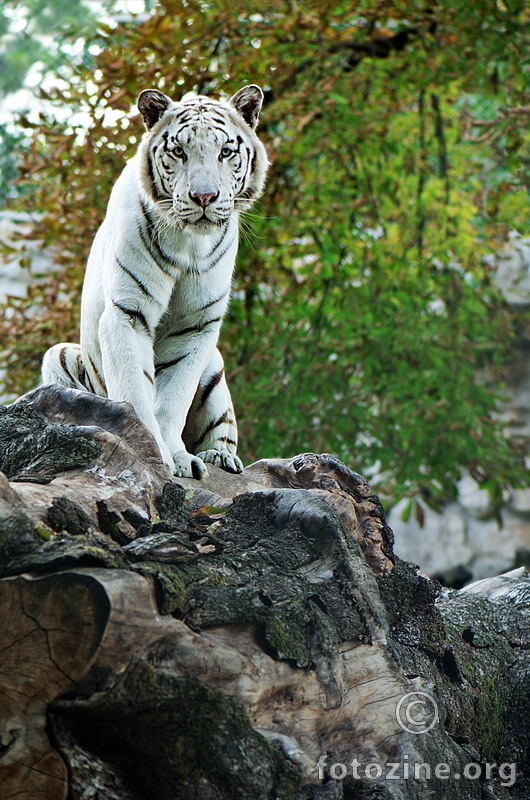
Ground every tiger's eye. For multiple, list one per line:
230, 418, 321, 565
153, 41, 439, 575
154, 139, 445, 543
174, 145, 185, 158
220, 146, 232, 159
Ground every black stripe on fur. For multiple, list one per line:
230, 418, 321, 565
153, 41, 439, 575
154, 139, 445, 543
169, 317, 222, 338
154, 353, 188, 377
116, 257, 154, 298
200, 369, 224, 406
112, 300, 152, 337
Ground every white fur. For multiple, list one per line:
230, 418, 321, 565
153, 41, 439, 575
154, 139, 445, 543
42, 86, 268, 478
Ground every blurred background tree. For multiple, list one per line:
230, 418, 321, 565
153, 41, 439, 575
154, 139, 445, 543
0, 0, 124, 201
1, 0, 529, 505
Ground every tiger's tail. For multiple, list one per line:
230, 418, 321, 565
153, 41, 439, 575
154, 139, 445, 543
42, 343, 105, 396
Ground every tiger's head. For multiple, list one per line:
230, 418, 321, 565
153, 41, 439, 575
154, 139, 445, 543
137, 85, 268, 234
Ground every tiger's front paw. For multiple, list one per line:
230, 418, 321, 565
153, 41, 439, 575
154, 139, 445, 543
197, 449, 243, 474
173, 450, 208, 479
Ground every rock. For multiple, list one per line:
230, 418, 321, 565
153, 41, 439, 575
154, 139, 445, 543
430, 564, 473, 590
390, 501, 474, 578
494, 233, 530, 306
457, 472, 495, 519
509, 488, 530, 515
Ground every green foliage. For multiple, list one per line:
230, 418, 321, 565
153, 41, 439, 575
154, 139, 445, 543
1, 0, 529, 504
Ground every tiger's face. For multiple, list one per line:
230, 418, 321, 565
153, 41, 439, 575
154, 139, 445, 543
137, 86, 268, 234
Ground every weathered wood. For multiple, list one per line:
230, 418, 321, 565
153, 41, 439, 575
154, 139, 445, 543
0, 385, 170, 549
178, 453, 395, 576
0, 386, 529, 799
0, 569, 164, 799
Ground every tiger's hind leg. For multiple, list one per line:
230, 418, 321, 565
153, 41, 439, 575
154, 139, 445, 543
41, 343, 102, 395
183, 348, 243, 474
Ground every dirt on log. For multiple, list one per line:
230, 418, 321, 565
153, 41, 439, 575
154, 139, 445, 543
0, 385, 529, 800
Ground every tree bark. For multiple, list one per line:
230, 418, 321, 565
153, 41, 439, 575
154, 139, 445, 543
0, 386, 528, 799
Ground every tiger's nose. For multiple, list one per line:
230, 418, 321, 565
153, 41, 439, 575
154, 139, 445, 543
189, 190, 219, 207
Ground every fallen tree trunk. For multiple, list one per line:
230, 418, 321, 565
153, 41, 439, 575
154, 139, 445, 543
0, 385, 528, 800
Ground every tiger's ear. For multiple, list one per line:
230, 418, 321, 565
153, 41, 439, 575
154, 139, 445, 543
137, 90, 173, 129
229, 85, 263, 130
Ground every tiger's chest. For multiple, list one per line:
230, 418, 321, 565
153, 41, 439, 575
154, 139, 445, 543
152, 225, 238, 345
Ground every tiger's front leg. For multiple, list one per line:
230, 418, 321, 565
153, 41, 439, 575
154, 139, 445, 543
183, 348, 243, 474
154, 340, 220, 479
97, 303, 175, 472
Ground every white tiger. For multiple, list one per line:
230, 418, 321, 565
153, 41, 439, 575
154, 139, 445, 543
42, 84, 268, 478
